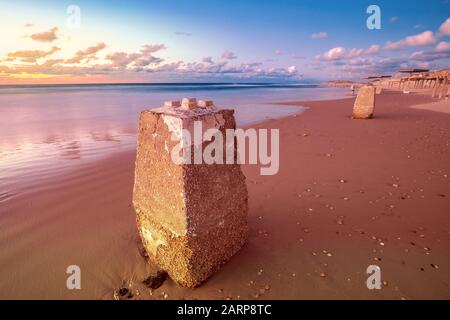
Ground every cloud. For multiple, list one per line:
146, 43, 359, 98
409, 41, 450, 62
439, 18, 450, 36
221, 50, 237, 60
364, 44, 381, 54
30, 27, 58, 42
322, 47, 346, 60
65, 43, 107, 64
202, 57, 214, 64
287, 66, 297, 73
311, 32, 328, 39
320, 44, 380, 61
24, 23, 34, 28
146, 59, 299, 80
105, 52, 142, 68
335, 57, 414, 75
384, 31, 437, 50
140, 44, 166, 56
174, 31, 192, 36
104, 44, 166, 69
133, 56, 163, 67
389, 16, 399, 23
0, 56, 301, 81
6, 46, 60, 63
436, 41, 450, 52
274, 49, 282, 55
40, 59, 64, 67
1, 38, 301, 81
292, 55, 305, 59
414, 24, 424, 29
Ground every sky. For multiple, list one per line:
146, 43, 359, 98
0, 0, 449, 84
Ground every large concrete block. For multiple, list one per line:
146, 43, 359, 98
133, 99, 248, 288
353, 86, 375, 119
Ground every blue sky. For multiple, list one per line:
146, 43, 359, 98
0, 0, 449, 83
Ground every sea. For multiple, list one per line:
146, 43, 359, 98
0, 83, 348, 201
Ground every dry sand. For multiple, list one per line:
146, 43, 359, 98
411, 99, 450, 114
0, 90, 449, 300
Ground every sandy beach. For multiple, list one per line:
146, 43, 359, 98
1, 90, 449, 300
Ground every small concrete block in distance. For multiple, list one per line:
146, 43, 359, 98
181, 97, 197, 110
133, 98, 249, 288
198, 99, 214, 108
352, 86, 375, 119
164, 100, 181, 108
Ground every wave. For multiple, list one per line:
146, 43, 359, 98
0, 82, 320, 95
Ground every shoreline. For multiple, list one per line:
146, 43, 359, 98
1, 90, 449, 299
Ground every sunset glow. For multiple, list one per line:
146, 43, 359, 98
1, 0, 449, 84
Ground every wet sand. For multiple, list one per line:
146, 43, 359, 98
0, 90, 449, 299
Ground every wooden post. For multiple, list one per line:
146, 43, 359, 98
432, 78, 440, 98
439, 77, 448, 99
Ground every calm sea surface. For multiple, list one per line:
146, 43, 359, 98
0, 83, 347, 201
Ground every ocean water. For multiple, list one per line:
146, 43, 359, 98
0, 83, 347, 201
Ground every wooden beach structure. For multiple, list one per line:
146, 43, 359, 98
373, 69, 450, 99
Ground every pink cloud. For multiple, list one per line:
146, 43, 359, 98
384, 31, 436, 50
435, 41, 450, 52
321, 45, 380, 61
439, 18, 450, 36
311, 32, 328, 39
322, 47, 347, 60
140, 44, 166, 56
30, 27, 58, 42
221, 50, 237, 60
409, 41, 450, 62
202, 57, 214, 64
364, 44, 381, 54
66, 43, 107, 64
6, 46, 60, 63
287, 66, 297, 73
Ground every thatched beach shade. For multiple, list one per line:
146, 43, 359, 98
365, 75, 392, 79
364, 75, 392, 93
397, 68, 430, 74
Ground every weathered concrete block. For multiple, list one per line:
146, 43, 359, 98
133, 99, 248, 288
353, 86, 375, 119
